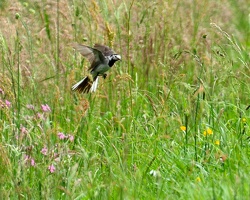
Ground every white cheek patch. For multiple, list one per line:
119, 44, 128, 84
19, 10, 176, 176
111, 54, 121, 60
115, 55, 121, 60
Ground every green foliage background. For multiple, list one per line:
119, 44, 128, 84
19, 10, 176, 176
0, 0, 250, 199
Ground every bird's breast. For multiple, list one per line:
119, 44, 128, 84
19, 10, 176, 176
91, 63, 110, 78
96, 63, 110, 73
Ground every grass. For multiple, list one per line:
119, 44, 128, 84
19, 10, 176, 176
0, 0, 250, 199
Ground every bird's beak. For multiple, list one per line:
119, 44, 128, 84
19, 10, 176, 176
117, 55, 122, 61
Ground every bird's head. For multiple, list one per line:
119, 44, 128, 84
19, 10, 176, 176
108, 54, 121, 67
111, 54, 121, 61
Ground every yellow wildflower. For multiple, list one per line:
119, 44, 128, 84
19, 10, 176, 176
215, 140, 220, 145
203, 130, 207, 136
180, 126, 186, 131
196, 177, 201, 182
204, 128, 213, 136
207, 128, 213, 135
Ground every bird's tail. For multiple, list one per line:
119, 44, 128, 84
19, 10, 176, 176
90, 76, 99, 93
72, 76, 92, 93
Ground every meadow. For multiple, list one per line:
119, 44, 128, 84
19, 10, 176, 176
0, 0, 250, 199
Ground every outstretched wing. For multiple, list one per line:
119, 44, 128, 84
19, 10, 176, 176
73, 43, 106, 70
93, 44, 115, 57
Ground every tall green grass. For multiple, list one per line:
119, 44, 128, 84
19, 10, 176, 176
0, 0, 250, 199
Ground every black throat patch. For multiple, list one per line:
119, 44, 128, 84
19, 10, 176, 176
108, 59, 117, 67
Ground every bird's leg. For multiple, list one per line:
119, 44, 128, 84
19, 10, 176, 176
102, 74, 107, 79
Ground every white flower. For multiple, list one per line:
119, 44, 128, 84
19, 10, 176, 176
149, 170, 157, 177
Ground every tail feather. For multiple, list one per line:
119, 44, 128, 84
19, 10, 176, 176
90, 77, 99, 93
72, 76, 92, 93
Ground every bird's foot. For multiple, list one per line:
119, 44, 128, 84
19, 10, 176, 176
102, 74, 107, 79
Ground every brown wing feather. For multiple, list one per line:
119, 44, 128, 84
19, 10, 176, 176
93, 44, 115, 56
73, 43, 106, 71
73, 43, 96, 63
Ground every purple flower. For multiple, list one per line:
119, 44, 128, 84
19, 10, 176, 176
5, 100, 11, 108
0, 88, 4, 95
53, 153, 60, 162
36, 112, 45, 120
41, 147, 48, 155
24, 155, 29, 162
41, 104, 51, 112
68, 135, 74, 142
30, 158, 36, 166
26, 104, 35, 110
20, 126, 28, 134
24, 155, 35, 167
48, 164, 56, 173
58, 132, 66, 140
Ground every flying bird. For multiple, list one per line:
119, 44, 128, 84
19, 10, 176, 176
72, 44, 121, 93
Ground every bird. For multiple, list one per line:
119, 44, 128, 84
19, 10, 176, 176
72, 43, 121, 93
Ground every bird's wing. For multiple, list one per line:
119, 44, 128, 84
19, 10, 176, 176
73, 44, 106, 70
93, 44, 115, 56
